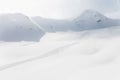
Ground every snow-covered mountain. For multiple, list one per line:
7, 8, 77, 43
74, 10, 120, 30
32, 17, 76, 32
32, 10, 120, 32
1, 26, 120, 80
1, 10, 120, 80
0, 13, 45, 42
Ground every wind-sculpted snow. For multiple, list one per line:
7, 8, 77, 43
32, 10, 120, 32
0, 42, 77, 71
0, 13, 45, 42
0, 27, 120, 80
0, 10, 120, 80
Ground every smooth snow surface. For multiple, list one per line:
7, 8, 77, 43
0, 10, 120, 80
0, 13, 45, 42
0, 26, 120, 80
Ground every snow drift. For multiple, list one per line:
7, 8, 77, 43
1, 26, 120, 80
0, 13, 45, 42
0, 10, 120, 80
32, 10, 120, 32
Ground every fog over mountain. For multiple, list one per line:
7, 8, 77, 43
0, 0, 119, 19
32, 10, 120, 32
0, 8, 120, 80
0, 13, 45, 42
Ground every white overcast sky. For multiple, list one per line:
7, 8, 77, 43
0, 0, 119, 19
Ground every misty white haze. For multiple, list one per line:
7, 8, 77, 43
0, 0, 120, 80
0, 0, 120, 19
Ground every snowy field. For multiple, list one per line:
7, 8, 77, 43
1, 26, 120, 80
0, 10, 120, 80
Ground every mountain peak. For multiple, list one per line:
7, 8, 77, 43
81, 10, 104, 17
77, 10, 106, 20
0, 13, 30, 21
74, 9, 108, 23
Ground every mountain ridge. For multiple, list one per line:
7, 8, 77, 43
32, 10, 120, 32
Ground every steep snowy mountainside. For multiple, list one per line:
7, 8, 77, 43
0, 13, 45, 42
32, 10, 120, 32
74, 10, 120, 30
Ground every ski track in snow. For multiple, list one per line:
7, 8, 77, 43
0, 41, 78, 71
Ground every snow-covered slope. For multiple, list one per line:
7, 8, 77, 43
32, 10, 120, 32
74, 10, 120, 30
1, 26, 120, 80
0, 13, 45, 42
32, 17, 76, 32
0, 10, 120, 80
